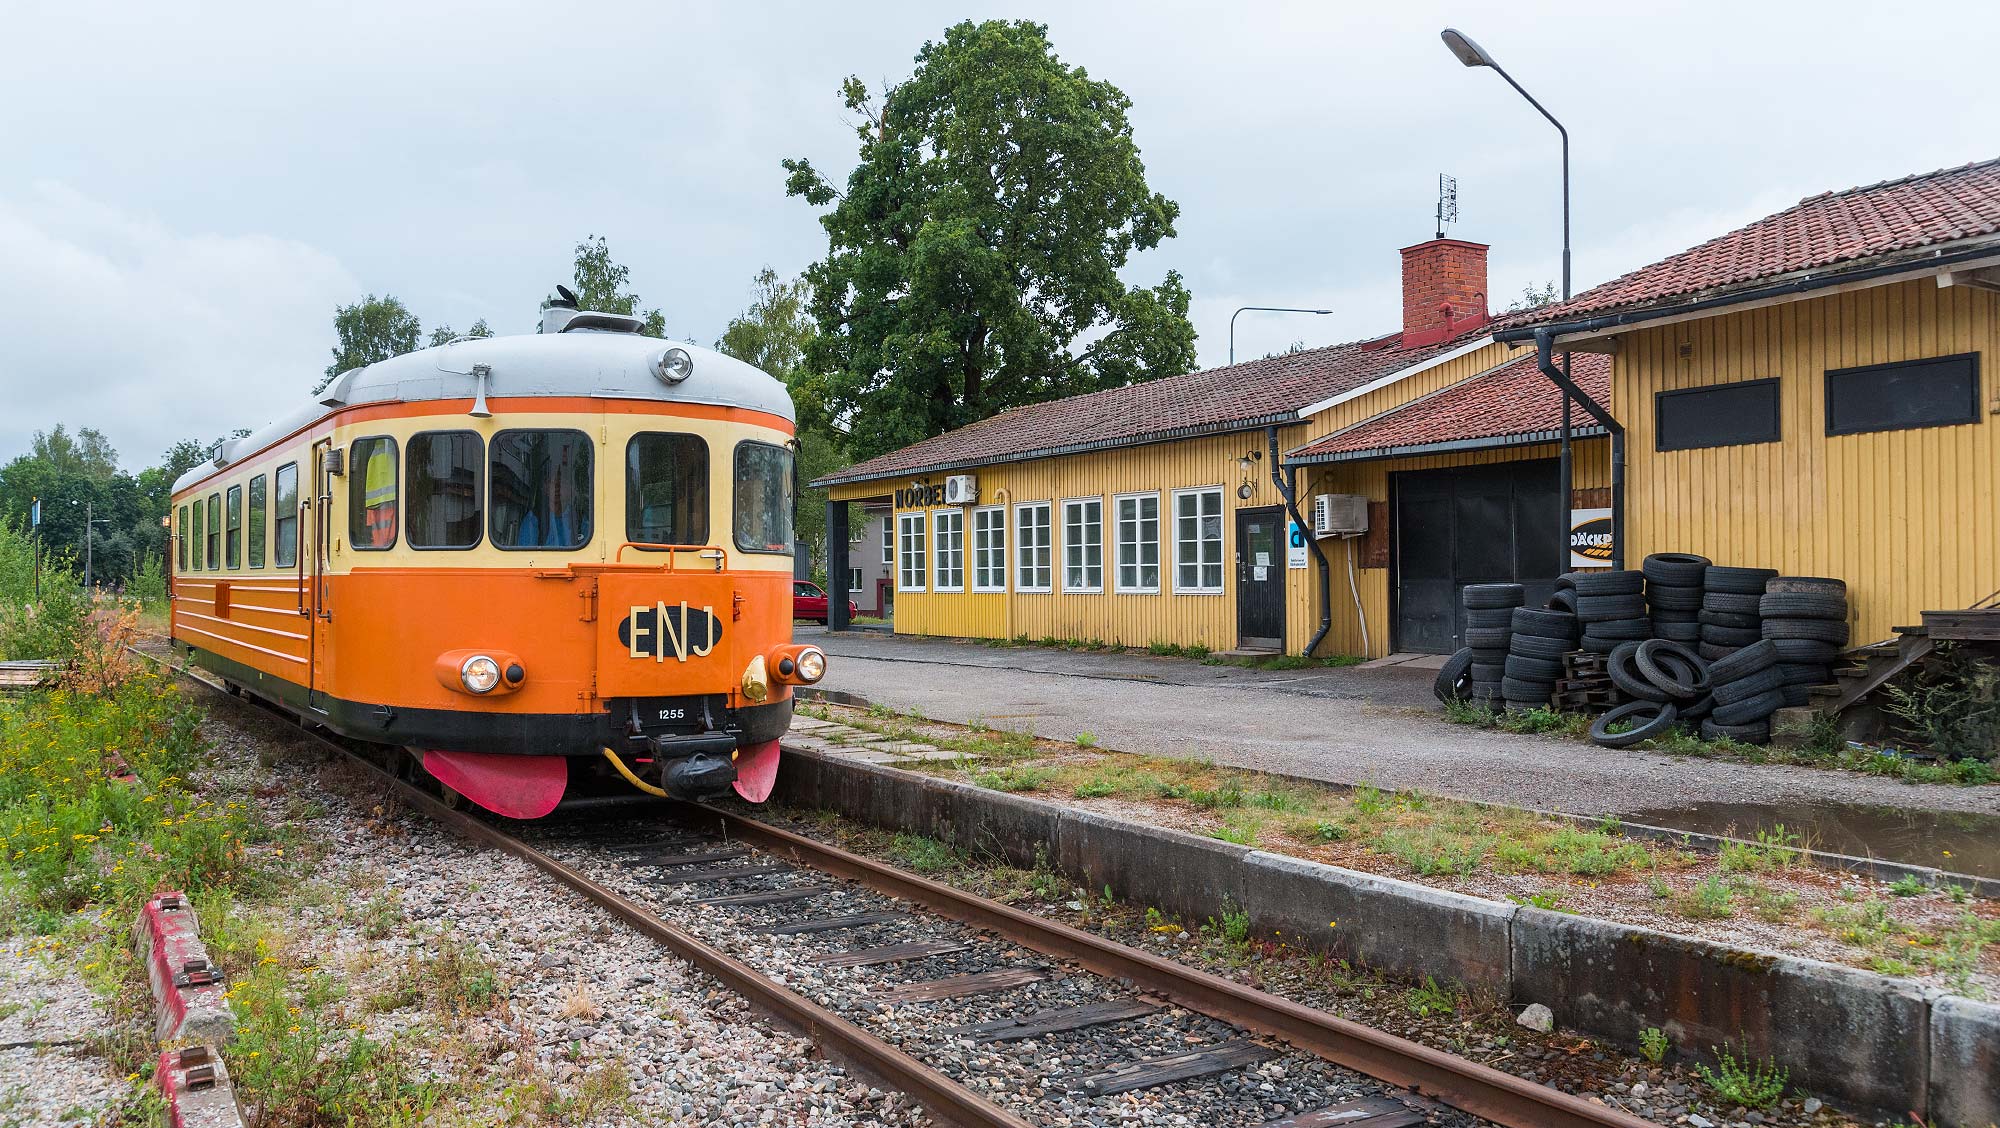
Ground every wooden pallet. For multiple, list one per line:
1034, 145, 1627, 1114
1561, 651, 1608, 679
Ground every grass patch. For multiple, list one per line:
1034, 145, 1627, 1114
1694, 1040, 1788, 1109
1718, 825, 1803, 873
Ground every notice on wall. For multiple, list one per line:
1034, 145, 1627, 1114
1253, 565, 1269, 581
1287, 520, 1308, 569
1570, 507, 1614, 568
1254, 551, 1271, 568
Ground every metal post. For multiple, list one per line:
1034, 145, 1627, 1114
84, 498, 93, 595
826, 499, 851, 633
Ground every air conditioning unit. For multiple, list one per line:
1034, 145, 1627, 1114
1313, 493, 1368, 537
943, 474, 979, 505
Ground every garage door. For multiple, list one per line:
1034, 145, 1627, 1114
1391, 460, 1562, 654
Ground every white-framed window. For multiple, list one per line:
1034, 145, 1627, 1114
1061, 497, 1103, 593
1172, 487, 1226, 594
897, 512, 927, 591
932, 509, 965, 592
850, 560, 864, 593
1113, 492, 1160, 593
881, 517, 893, 565
1015, 502, 1052, 592
971, 505, 1007, 592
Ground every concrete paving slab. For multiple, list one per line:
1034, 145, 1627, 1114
1929, 993, 2000, 1128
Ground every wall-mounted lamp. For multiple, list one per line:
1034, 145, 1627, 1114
1236, 449, 1263, 500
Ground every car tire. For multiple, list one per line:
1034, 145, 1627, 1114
1607, 642, 1673, 703
1652, 620, 1703, 643
1697, 642, 1740, 662
1698, 608, 1761, 629
1636, 639, 1708, 696
1758, 593, 1848, 620
1701, 624, 1763, 647
1576, 593, 1647, 622
1463, 583, 1526, 610
1572, 570, 1645, 596
1642, 552, 1712, 587
1579, 635, 1622, 655
1505, 654, 1565, 681
1761, 617, 1851, 646
1500, 676, 1554, 703
1707, 639, 1779, 682
1546, 588, 1579, 613
1465, 627, 1511, 650
1590, 617, 1653, 640
1434, 648, 1476, 703
1466, 607, 1516, 629
1681, 693, 1716, 721
1702, 718, 1771, 744
1770, 638, 1839, 664
1508, 633, 1574, 660
1778, 662, 1832, 686
1470, 661, 1507, 683
1711, 689, 1786, 726
1704, 566, 1779, 595
1767, 576, 1847, 597
1701, 591, 1763, 615
1780, 684, 1815, 708
1591, 700, 1679, 748
1512, 608, 1581, 639
1555, 572, 1582, 592
1712, 665, 1785, 706
1646, 585, 1704, 611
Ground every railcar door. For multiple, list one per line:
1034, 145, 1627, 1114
308, 439, 333, 713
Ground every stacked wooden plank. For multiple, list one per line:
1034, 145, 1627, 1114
1551, 650, 1618, 714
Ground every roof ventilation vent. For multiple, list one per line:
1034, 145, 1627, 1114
538, 284, 645, 334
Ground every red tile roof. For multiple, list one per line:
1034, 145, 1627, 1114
1517, 157, 2000, 325
1288, 352, 1610, 463
815, 325, 1499, 486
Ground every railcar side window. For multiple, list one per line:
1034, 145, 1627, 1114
491, 430, 592, 550
273, 464, 299, 569
733, 441, 794, 554
225, 485, 244, 569
189, 503, 203, 572
206, 494, 221, 569
407, 432, 484, 550
626, 433, 710, 546
349, 437, 399, 551
247, 476, 267, 569
177, 505, 189, 572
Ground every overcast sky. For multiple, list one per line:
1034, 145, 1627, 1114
3, 1, 1995, 471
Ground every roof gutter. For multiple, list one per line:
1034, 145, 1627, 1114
1494, 240, 2000, 346
1289, 424, 1610, 465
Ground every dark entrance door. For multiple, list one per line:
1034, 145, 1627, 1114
1235, 506, 1285, 650
1391, 460, 1561, 654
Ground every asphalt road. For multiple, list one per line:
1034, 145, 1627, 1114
803, 627, 2000, 820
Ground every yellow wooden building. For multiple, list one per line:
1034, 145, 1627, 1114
819, 157, 2000, 659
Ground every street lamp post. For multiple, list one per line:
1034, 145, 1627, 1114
74, 499, 109, 595
1229, 306, 1333, 365
1441, 27, 1583, 568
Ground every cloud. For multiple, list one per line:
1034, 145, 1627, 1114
0, 183, 358, 470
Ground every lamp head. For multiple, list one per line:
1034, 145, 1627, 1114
1440, 28, 1494, 68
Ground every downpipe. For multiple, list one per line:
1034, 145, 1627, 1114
1533, 329, 1625, 570
1269, 426, 1334, 657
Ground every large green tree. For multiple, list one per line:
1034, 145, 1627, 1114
716, 268, 847, 573
782, 20, 1197, 460
427, 317, 492, 348
554, 236, 667, 337
318, 295, 422, 394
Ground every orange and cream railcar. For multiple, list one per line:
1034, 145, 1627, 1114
167, 300, 824, 818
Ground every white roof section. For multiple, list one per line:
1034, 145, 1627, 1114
174, 328, 795, 494
1293, 334, 1496, 419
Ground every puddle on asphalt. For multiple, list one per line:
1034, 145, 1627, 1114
1616, 800, 2000, 879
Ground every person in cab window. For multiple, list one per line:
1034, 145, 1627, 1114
518, 473, 572, 548
361, 442, 397, 546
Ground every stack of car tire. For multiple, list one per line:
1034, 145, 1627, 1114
1460, 583, 1523, 710
1698, 566, 1778, 661
1572, 571, 1650, 654
1760, 577, 1850, 707
1641, 553, 1707, 644
1501, 605, 1583, 711
1590, 638, 1712, 746
1699, 639, 1791, 743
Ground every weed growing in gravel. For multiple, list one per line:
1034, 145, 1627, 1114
1209, 905, 1252, 948
1208, 825, 1255, 845
1440, 698, 1495, 726
1639, 1026, 1669, 1064
1496, 707, 1589, 736
1677, 876, 1735, 919
1075, 731, 1098, 749
1403, 976, 1460, 1017
1719, 825, 1803, 873
1509, 890, 1566, 911
1376, 826, 1492, 876
890, 832, 964, 875
972, 763, 1054, 792
1889, 874, 1927, 897
1072, 775, 1117, 799
1733, 880, 1801, 923
1694, 1040, 1787, 1108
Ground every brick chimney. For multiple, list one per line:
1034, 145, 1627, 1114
1400, 238, 1490, 348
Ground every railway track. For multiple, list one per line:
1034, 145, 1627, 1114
150, 650, 1651, 1128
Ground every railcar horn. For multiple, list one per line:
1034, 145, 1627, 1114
468, 364, 493, 419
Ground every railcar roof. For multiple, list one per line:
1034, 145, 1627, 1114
173, 330, 795, 494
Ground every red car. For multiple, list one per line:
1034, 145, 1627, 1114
793, 580, 858, 624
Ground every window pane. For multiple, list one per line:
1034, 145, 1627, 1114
733, 442, 794, 554
350, 436, 399, 550
247, 476, 267, 568
273, 464, 299, 569
1826, 353, 1980, 435
491, 431, 592, 550
225, 486, 243, 569
180, 505, 193, 572
403, 432, 484, 549
898, 513, 926, 589
627, 433, 710, 546
207, 495, 220, 569
1065, 499, 1102, 589
934, 510, 964, 590
1655, 380, 1781, 451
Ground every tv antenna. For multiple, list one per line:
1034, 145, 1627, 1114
1435, 173, 1458, 239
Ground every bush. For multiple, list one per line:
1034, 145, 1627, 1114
1883, 643, 2000, 762
0, 580, 89, 663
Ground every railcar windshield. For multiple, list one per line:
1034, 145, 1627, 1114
733, 441, 794, 554
408, 431, 484, 549
626, 433, 709, 547
349, 437, 399, 550
491, 430, 592, 551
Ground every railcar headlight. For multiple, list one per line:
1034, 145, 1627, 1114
460, 655, 502, 695
655, 347, 694, 384
796, 647, 826, 683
